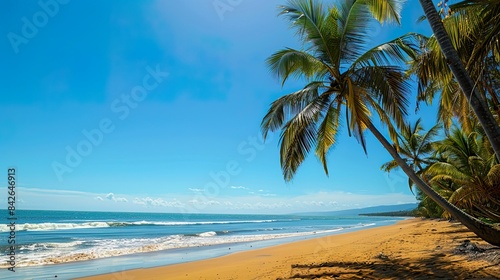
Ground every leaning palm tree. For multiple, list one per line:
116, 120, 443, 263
417, 0, 500, 158
411, 0, 500, 132
262, 0, 500, 245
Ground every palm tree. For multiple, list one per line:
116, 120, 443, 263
380, 120, 444, 218
410, 36, 477, 133
411, 0, 500, 132
426, 126, 500, 222
417, 0, 500, 158
451, 0, 500, 115
449, 0, 500, 68
262, 0, 500, 245
381, 119, 440, 188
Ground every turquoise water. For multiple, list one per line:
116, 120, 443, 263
0, 210, 404, 279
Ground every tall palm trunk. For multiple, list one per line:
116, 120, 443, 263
367, 123, 500, 246
418, 0, 500, 159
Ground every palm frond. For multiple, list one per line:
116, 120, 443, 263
381, 159, 400, 172
350, 65, 410, 129
486, 164, 500, 186
338, 0, 375, 63
364, 0, 405, 25
279, 0, 339, 75
261, 81, 325, 139
353, 32, 425, 68
345, 78, 371, 152
267, 48, 328, 86
416, 122, 442, 156
365, 95, 401, 147
279, 94, 331, 181
427, 161, 471, 184
315, 99, 341, 175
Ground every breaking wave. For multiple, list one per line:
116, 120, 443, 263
0, 219, 282, 232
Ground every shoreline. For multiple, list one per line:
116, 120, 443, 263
79, 218, 500, 280
3, 216, 402, 279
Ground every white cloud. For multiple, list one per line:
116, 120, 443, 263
105, 193, 128, 203
133, 197, 184, 208
188, 188, 204, 192
16, 187, 416, 214
187, 199, 221, 206
230, 186, 248, 190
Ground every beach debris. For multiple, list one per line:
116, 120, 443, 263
376, 252, 389, 260
455, 240, 485, 254
454, 239, 500, 264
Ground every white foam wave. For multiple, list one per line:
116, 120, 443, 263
198, 231, 217, 237
19, 241, 84, 251
0, 222, 110, 232
0, 219, 280, 232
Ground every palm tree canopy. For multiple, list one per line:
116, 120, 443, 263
411, 0, 500, 131
380, 119, 441, 190
262, 0, 500, 246
425, 126, 500, 221
261, 0, 422, 181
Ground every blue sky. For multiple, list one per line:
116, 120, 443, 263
1, 0, 435, 214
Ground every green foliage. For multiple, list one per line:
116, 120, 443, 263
261, 0, 421, 181
380, 119, 440, 192
381, 121, 500, 222
263, 0, 500, 234
409, 0, 500, 132
415, 189, 445, 218
426, 126, 500, 222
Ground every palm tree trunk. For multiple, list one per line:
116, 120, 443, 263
418, 0, 500, 160
367, 123, 500, 246
484, 81, 500, 118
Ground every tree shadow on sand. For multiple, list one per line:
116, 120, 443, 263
276, 248, 500, 280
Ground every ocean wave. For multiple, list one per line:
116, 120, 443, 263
0, 219, 280, 232
0, 220, 375, 233
108, 219, 280, 226
0, 222, 110, 232
4, 227, 347, 268
19, 241, 85, 251
361, 223, 376, 227
197, 231, 217, 237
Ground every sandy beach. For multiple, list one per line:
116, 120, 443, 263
79, 218, 499, 280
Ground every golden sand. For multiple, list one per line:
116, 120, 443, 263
79, 218, 499, 280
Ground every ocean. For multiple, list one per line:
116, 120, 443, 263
0, 210, 405, 279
